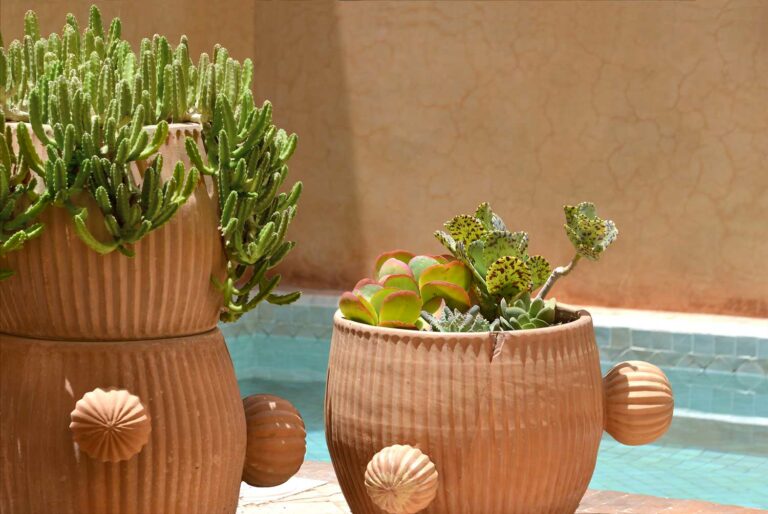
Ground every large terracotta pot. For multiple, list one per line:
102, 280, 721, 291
0, 124, 307, 514
0, 123, 225, 341
325, 309, 674, 514
0, 330, 245, 514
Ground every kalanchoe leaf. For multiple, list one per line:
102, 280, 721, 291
418, 261, 472, 291
474, 202, 506, 232
339, 292, 378, 326
434, 230, 457, 253
377, 257, 413, 281
420, 281, 471, 311
527, 255, 551, 290
381, 274, 419, 293
564, 202, 618, 260
374, 249, 415, 275
407, 254, 440, 282
444, 214, 485, 245
378, 290, 421, 327
485, 255, 531, 297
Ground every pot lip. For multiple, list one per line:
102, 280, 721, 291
6, 121, 203, 132
332, 306, 593, 339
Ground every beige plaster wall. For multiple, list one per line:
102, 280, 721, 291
3, 1, 767, 317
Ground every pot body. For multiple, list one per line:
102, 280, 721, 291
325, 310, 604, 514
0, 123, 226, 340
0, 329, 246, 514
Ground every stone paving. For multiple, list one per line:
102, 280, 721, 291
238, 461, 766, 514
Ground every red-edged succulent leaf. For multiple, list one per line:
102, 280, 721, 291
354, 282, 384, 302
379, 320, 418, 330
378, 290, 422, 327
374, 250, 416, 274
369, 287, 401, 313
339, 292, 377, 325
420, 281, 472, 311
422, 296, 446, 315
407, 255, 440, 282
377, 258, 414, 281
381, 274, 419, 293
418, 261, 472, 291
353, 278, 379, 290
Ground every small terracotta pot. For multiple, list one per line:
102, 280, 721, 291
0, 123, 226, 340
0, 329, 245, 514
325, 309, 673, 514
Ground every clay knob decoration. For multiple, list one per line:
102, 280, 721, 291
365, 444, 439, 514
69, 388, 152, 463
242, 394, 307, 487
603, 360, 674, 446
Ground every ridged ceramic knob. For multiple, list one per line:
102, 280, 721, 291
365, 445, 439, 514
242, 394, 306, 487
603, 360, 674, 445
70, 388, 151, 462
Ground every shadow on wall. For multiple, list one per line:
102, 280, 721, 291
249, 2, 363, 291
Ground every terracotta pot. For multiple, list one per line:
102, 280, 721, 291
0, 123, 226, 340
0, 329, 245, 514
325, 309, 673, 514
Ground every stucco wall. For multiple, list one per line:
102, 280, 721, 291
3, 1, 767, 317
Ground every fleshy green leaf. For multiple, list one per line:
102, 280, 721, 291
377, 257, 413, 281
418, 261, 471, 291
407, 255, 440, 282
564, 202, 618, 260
378, 290, 421, 327
528, 255, 551, 290
444, 214, 485, 245
374, 249, 415, 274
420, 281, 471, 311
381, 274, 419, 293
485, 255, 531, 296
339, 292, 377, 325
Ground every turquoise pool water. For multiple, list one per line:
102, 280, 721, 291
228, 333, 768, 509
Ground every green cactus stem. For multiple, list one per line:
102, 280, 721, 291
2, 5, 303, 316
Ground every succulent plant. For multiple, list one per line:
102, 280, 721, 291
434, 202, 551, 317
421, 305, 491, 333
564, 202, 618, 261
1, 6, 302, 321
495, 294, 556, 331
535, 202, 618, 300
338, 250, 473, 329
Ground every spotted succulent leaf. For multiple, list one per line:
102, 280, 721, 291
444, 214, 485, 245
474, 202, 506, 231
564, 202, 618, 260
528, 255, 551, 290
485, 255, 531, 297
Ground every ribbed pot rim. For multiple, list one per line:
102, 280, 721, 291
332, 306, 593, 341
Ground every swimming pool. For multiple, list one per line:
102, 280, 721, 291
225, 313, 768, 509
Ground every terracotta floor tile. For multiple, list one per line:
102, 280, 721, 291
238, 461, 768, 514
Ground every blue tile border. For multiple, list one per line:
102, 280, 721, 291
221, 294, 768, 378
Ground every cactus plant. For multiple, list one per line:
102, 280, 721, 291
0, 6, 301, 321
339, 250, 473, 329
